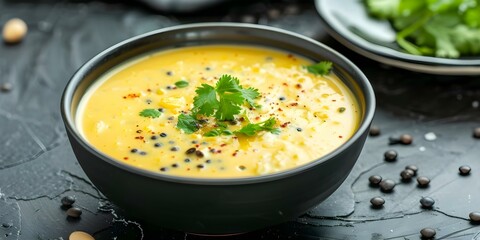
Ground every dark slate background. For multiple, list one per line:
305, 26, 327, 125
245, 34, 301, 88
1, 0, 480, 239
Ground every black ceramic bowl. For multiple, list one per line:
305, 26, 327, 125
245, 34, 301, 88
61, 23, 375, 234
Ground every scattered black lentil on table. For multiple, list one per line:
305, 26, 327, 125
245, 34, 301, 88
0, 82, 12, 92
399, 134, 413, 145
420, 228, 436, 239
370, 197, 385, 208
61, 196, 76, 207
420, 197, 435, 209
473, 127, 480, 138
379, 179, 396, 192
384, 150, 398, 162
405, 165, 418, 175
369, 125, 380, 136
469, 212, 480, 222
400, 169, 414, 182
459, 165, 471, 175
417, 176, 431, 188
66, 207, 82, 218
368, 175, 382, 186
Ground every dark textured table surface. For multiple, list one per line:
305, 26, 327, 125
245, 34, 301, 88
1, 0, 480, 239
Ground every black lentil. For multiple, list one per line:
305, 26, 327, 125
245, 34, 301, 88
296, 127, 302, 132
171, 164, 178, 168
400, 134, 413, 145
384, 150, 398, 162
420, 228, 436, 239
191, 140, 198, 144
146, 99, 152, 104
184, 158, 191, 163
136, 130, 142, 133
130, 148, 138, 153
417, 176, 430, 188
205, 67, 211, 71
369, 125, 380, 136
197, 164, 204, 169
368, 175, 382, 186
166, 71, 173, 76
170, 147, 179, 152
154, 143, 162, 148
405, 165, 418, 175
167, 116, 174, 120
0, 82, 12, 92
400, 169, 414, 182
160, 167, 167, 172
379, 179, 396, 192
150, 135, 158, 140
158, 108, 164, 112
168, 140, 175, 144
185, 147, 196, 154
459, 165, 471, 175
195, 150, 204, 158
473, 127, 480, 138
279, 97, 286, 101
140, 151, 147, 155
238, 165, 246, 170
370, 197, 385, 208
66, 207, 82, 218
420, 197, 435, 208
469, 212, 480, 222
160, 133, 167, 137
61, 196, 76, 207
205, 160, 211, 164
166, 85, 172, 90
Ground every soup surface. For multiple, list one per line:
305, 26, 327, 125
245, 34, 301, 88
77, 45, 360, 178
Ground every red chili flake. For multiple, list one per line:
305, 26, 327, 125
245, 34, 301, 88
255, 116, 261, 120
239, 117, 245, 122
196, 144, 200, 148
123, 93, 140, 99
135, 136, 144, 140
147, 89, 152, 92
216, 150, 222, 153
123, 157, 129, 160
282, 82, 288, 86
332, 99, 337, 102
287, 54, 293, 58
301, 90, 305, 93
339, 136, 343, 138
278, 108, 283, 111
187, 168, 191, 171
220, 143, 227, 147
295, 83, 302, 89
280, 122, 291, 128
232, 150, 239, 157
290, 103, 298, 107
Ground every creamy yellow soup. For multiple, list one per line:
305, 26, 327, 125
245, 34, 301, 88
77, 45, 360, 178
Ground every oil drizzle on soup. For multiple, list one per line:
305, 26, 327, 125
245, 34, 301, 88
77, 45, 360, 178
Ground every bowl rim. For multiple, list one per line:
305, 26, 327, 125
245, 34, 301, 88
61, 22, 376, 185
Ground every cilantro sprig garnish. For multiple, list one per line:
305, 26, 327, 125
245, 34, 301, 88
176, 74, 278, 136
139, 109, 162, 118
234, 117, 280, 136
365, 0, 480, 58
306, 61, 333, 76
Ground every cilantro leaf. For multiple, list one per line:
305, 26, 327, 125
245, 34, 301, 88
215, 75, 241, 93
306, 61, 333, 76
215, 93, 243, 121
175, 80, 189, 88
204, 128, 233, 137
365, 0, 480, 58
240, 87, 260, 108
177, 114, 199, 134
139, 109, 162, 118
234, 118, 280, 136
193, 84, 218, 116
